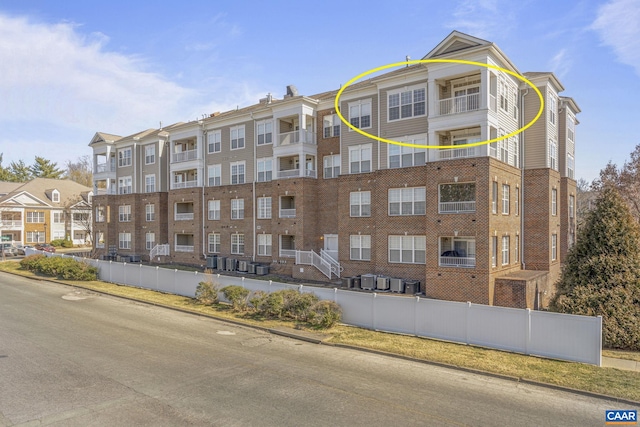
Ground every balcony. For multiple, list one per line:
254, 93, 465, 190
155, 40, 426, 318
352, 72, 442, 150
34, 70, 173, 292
280, 249, 296, 258
96, 163, 116, 173
437, 93, 480, 116
276, 130, 316, 147
172, 149, 198, 163
439, 201, 476, 213
439, 256, 476, 267
438, 146, 477, 160
171, 180, 198, 190
279, 209, 296, 218
175, 213, 194, 221
0, 220, 22, 228
175, 245, 194, 252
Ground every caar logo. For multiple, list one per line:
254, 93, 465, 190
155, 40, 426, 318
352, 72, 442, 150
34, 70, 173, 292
606, 410, 637, 425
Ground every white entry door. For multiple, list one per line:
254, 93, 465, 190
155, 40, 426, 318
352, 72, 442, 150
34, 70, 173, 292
324, 234, 338, 260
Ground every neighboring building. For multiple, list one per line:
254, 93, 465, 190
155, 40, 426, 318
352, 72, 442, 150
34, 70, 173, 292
0, 178, 93, 245
90, 31, 579, 309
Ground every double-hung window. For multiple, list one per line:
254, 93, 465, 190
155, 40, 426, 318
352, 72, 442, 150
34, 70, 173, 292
257, 234, 272, 256
349, 144, 372, 174
118, 148, 131, 167
145, 145, 155, 164
146, 204, 155, 221
388, 235, 426, 264
118, 176, 132, 194
350, 235, 371, 261
551, 234, 557, 261
257, 197, 272, 219
208, 200, 220, 220
231, 199, 244, 220
502, 184, 510, 215
231, 126, 245, 150
119, 233, 131, 249
388, 142, 426, 168
231, 234, 245, 254
145, 174, 156, 193
257, 121, 273, 145
27, 211, 45, 223
567, 154, 575, 179
119, 205, 131, 222
257, 158, 273, 182
207, 130, 221, 153
323, 154, 340, 178
389, 187, 426, 216
230, 161, 245, 184
349, 100, 371, 129
569, 195, 575, 219
146, 232, 155, 250
502, 236, 509, 265
350, 191, 371, 217
208, 233, 221, 253
549, 140, 558, 170
323, 114, 341, 138
388, 87, 426, 121
208, 164, 221, 186
549, 95, 557, 125
552, 189, 557, 216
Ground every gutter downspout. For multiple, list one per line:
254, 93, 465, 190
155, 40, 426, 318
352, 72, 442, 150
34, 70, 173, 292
520, 88, 528, 271
252, 117, 257, 262
200, 124, 207, 262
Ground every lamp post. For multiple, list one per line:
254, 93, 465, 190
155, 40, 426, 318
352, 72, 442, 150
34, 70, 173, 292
43, 222, 47, 243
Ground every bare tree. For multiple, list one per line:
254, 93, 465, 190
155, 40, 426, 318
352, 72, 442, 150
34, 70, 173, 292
66, 155, 93, 187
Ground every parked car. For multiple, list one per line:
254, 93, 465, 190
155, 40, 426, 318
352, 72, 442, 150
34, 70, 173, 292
34, 243, 56, 253
12, 245, 26, 255
1, 243, 16, 256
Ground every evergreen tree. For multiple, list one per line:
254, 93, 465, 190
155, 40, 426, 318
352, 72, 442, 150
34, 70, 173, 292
0, 154, 11, 181
8, 160, 32, 182
30, 156, 65, 179
551, 187, 640, 350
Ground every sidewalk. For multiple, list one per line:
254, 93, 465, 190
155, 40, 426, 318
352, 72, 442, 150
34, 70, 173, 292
602, 356, 640, 372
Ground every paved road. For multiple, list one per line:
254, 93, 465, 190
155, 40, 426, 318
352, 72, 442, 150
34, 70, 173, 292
0, 272, 636, 426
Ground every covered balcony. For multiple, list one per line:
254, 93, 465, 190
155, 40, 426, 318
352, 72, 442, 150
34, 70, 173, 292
175, 202, 195, 221
175, 233, 195, 252
434, 127, 482, 161
275, 114, 316, 148
439, 237, 476, 267
171, 138, 199, 163
439, 183, 476, 213
279, 196, 296, 218
171, 169, 200, 190
277, 155, 316, 179
279, 235, 296, 258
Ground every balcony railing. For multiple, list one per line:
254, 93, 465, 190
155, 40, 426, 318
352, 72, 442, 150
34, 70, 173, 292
0, 220, 22, 228
439, 256, 476, 267
438, 93, 480, 116
277, 169, 317, 179
175, 245, 194, 252
277, 130, 316, 147
439, 201, 476, 213
171, 180, 198, 189
438, 146, 477, 160
280, 249, 296, 258
172, 149, 198, 163
279, 209, 296, 218
175, 213, 194, 221
96, 163, 116, 173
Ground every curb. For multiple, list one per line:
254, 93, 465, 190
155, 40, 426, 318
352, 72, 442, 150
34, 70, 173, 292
3, 268, 639, 406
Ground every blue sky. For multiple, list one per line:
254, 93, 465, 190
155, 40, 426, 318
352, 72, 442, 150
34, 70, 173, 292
0, 0, 638, 182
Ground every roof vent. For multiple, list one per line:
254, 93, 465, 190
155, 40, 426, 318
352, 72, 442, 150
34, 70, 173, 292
286, 85, 299, 97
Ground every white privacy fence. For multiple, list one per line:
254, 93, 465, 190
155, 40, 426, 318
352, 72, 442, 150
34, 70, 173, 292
27, 250, 602, 366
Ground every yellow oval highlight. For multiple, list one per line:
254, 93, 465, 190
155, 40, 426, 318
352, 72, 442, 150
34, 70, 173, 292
334, 59, 544, 149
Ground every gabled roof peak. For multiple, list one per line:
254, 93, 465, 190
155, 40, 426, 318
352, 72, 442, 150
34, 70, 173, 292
423, 31, 492, 59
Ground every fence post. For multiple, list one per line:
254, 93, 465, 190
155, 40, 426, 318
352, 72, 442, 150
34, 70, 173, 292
414, 296, 420, 336
334, 288, 338, 304
298, 284, 303, 294
597, 316, 603, 367
174, 269, 178, 293
109, 260, 112, 283
156, 266, 160, 291
525, 308, 531, 355
465, 301, 471, 345
139, 263, 142, 287
242, 277, 245, 288
372, 293, 377, 330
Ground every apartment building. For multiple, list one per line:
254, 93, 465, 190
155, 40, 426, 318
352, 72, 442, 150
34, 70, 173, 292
0, 178, 93, 245
90, 31, 579, 309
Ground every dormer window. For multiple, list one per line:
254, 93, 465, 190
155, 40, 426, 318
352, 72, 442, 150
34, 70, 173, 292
52, 190, 60, 203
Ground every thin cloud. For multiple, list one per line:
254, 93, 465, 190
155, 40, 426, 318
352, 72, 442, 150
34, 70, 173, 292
549, 48, 572, 79
449, 0, 509, 39
592, 0, 640, 76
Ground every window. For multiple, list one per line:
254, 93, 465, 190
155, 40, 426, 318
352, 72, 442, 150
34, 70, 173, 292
349, 144, 372, 174
323, 114, 341, 138
349, 100, 371, 129
568, 116, 575, 142
551, 234, 557, 261
439, 183, 476, 213
502, 236, 509, 265
118, 176, 132, 194
119, 205, 131, 222
52, 190, 60, 203
389, 187, 426, 216
208, 200, 220, 220
439, 237, 476, 267
349, 191, 371, 217
145, 145, 155, 164
323, 154, 340, 178
231, 234, 244, 254
549, 95, 557, 125
231, 199, 244, 220
146, 232, 155, 250
231, 126, 245, 150
350, 235, 371, 261
257, 234, 272, 256
27, 231, 45, 244
53, 231, 65, 240
549, 140, 558, 170
96, 206, 105, 222
257, 197, 272, 219
515, 235, 519, 263
388, 143, 426, 168
257, 121, 273, 145
551, 188, 557, 216
73, 212, 89, 222
119, 232, 131, 249
502, 184, 510, 215
567, 154, 575, 179
491, 236, 498, 267
231, 161, 245, 184
145, 174, 156, 193
388, 87, 426, 121
145, 204, 155, 221
569, 195, 575, 218
499, 77, 509, 112
208, 233, 221, 253
257, 158, 273, 182
53, 212, 64, 223
492, 181, 498, 214
208, 130, 221, 153
118, 148, 132, 167
388, 235, 426, 264
515, 187, 519, 215
208, 164, 221, 186
26, 211, 45, 223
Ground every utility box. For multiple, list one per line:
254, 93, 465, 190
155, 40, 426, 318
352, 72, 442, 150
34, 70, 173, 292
237, 260, 248, 272
256, 265, 269, 275
404, 280, 420, 294
376, 276, 390, 291
352, 276, 361, 289
206, 256, 216, 269
216, 256, 227, 271
361, 274, 376, 290
226, 258, 236, 271
389, 278, 404, 293
248, 263, 258, 274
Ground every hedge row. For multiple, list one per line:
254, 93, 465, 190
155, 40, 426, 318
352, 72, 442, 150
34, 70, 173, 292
20, 254, 98, 281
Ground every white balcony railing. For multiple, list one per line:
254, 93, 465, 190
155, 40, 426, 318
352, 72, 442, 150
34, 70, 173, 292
439, 201, 476, 213
280, 249, 296, 258
438, 93, 480, 116
96, 163, 115, 173
279, 209, 296, 218
0, 220, 22, 228
277, 130, 316, 147
438, 146, 477, 160
171, 180, 198, 190
175, 213, 194, 221
278, 169, 300, 179
172, 149, 198, 163
175, 245, 194, 253
439, 256, 476, 267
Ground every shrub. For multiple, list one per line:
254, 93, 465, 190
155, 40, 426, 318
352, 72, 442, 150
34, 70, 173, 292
259, 291, 286, 318
61, 239, 74, 248
282, 290, 319, 321
19, 255, 97, 281
308, 300, 342, 329
248, 290, 268, 311
221, 285, 250, 311
50, 239, 65, 247
195, 279, 219, 305
20, 254, 46, 271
